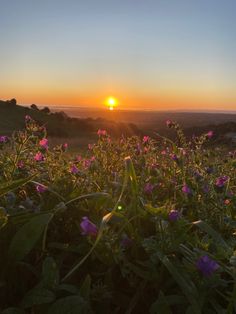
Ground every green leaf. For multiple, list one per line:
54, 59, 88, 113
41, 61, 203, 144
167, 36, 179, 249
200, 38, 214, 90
80, 274, 91, 300
8, 213, 53, 262
155, 251, 201, 314
21, 287, 55, 308
192, 220, 230, 250
47, 296, 90, 314
124, 156, 138, 196
42, 257, 59, 289
0, 175, 36, 197
150, 291, 172, 314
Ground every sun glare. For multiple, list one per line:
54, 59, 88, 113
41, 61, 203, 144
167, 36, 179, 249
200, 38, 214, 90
105, 97, 118, 110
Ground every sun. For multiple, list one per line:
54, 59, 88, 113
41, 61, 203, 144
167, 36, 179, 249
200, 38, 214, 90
105, 97, 118, 110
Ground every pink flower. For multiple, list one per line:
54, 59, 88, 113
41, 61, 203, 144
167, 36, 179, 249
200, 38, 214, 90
80, 216, 98, 236
166, 119, 174, 128
206, 131, 214, 138
70, 164, 79, 174
143, 136, 150, 143
17, 160, 24, 169
88, 143, 94, 150
36, 184, 47, 193
34, 152, 44, 162
25, 115, 33, 123
76, 155, 82, 161
62, 143, 68, 152
39, 138, 49, 150
97, 129, 107, 136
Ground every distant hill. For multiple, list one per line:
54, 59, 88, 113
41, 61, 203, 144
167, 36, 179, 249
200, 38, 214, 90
0, 99, 141, 138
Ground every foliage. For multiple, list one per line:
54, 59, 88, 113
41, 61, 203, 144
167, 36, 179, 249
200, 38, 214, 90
0, 117, 235, 313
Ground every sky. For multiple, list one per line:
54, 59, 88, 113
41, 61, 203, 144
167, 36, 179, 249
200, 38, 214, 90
0, 0, 236, 111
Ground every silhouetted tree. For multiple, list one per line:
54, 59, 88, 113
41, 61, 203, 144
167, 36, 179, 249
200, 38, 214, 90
41, 107, 50, 114
31, 104, 39, 110
7, 98, 17, 106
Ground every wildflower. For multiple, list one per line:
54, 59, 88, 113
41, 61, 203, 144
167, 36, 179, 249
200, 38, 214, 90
76, 155, 82, 161
168, 209, 180, 222
80, 216, 98, 236
70, 164, 79, 174
0, 136, 9, 143
97, 129, 107, 136
25, 115, 33, 123
39, 138, 49, 150
36, 184, 47, 193
203, 185, 210, 194
170, 153, 178, 161
143, 136, 150, 143
62, 143, 68, 152
17, 160, 24, 169
206, 131, 214, 138
182, 184, 192, 195
224, 199, 230, 205
161, 150, 167, 155
144, 183, 155, 194
88, 143, 94, 150
196, 255, 219, 277
34, 152, 44, 162
215, 176, 229, 188
166, 119, 174, 128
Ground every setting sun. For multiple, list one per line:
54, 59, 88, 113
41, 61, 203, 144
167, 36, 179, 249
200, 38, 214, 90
105, 97, 118, 110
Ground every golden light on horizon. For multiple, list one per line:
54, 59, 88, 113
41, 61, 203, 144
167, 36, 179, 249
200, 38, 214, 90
105, 97, 118, 110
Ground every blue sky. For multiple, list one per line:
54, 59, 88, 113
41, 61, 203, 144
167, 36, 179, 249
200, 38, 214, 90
1, 0, 236, 110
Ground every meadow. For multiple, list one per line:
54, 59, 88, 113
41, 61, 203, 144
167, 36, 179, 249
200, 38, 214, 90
0, 116, 235, 314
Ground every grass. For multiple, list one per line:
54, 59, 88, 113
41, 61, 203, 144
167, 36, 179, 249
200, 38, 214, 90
0, 116, 235, 313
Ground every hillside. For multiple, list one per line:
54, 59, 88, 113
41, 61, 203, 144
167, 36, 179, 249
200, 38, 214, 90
0, 99, 141, 138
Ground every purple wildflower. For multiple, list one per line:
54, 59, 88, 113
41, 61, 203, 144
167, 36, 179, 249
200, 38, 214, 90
80, 216, 98, 237
170, 153, 178, 161
70, 164, 79, 174
144, 183, 155, 194
36, 184, 47, 193
215, 176, 229, 188
182, 184, 192, 195
0, 136, 9, 143
196, 255, 219, 277
168, 209, 180, 222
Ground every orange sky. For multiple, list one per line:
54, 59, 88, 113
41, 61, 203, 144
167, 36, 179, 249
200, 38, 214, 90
1, 0, 236, 112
